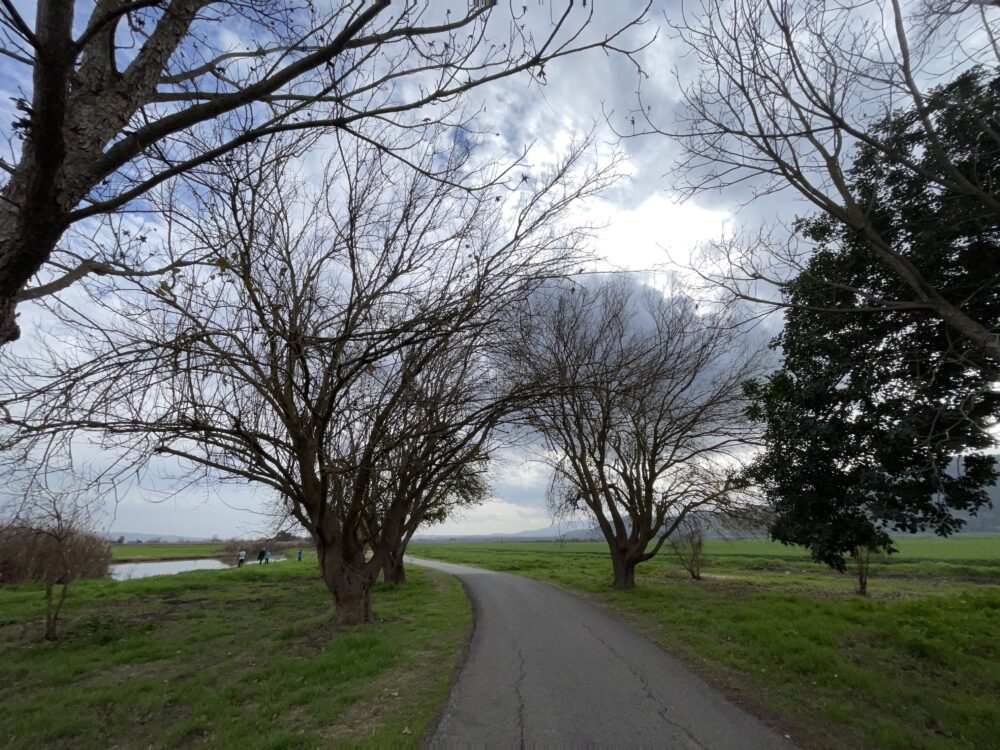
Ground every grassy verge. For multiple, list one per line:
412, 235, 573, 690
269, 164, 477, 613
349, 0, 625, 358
112, 542, 227, 561
411, 537, 1000, 750
0, 558, 470, 748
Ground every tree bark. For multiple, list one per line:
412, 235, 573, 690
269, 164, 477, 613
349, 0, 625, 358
610, 552, 638, 590
43, 581, 69, 641
382, 550, 406, 585
852, 546, 871, 597
317, 544, 375, 625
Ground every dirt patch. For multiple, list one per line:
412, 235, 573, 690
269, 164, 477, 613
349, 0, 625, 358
287, 615, 338, 656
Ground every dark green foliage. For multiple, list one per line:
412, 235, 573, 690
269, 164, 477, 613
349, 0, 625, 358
748, 68, 1000, 571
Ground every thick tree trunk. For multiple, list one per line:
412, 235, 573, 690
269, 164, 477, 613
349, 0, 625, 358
0, 159, 69, 345
381, 523, 417, 585
382, 548, 406, 584
0, 0, 80, 345
610, 552, 637, 590
317, 544, 375, 625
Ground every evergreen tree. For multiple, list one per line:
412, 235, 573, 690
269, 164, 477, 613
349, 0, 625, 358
748, 69, 1000, 574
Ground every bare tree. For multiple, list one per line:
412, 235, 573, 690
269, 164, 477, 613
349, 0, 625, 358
366, 363, 494, 586
851, 544, 877, 596
647, 0, 1000, 363
514, 278, 767, 590
0, 482, 111, 640
668, 511, 709, 581
0, 128, 614, 624
378, 454, 490, 585
0, 0, 650, 345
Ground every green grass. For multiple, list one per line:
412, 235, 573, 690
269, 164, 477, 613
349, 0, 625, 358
0, 557, 470, 748
676, 536, 1000, 584
411, 536, 1000, 750
112, 542, 227, 561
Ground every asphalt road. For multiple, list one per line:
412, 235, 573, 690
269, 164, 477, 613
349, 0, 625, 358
411, 557, 798, 749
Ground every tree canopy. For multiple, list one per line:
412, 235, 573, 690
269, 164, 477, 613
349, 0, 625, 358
0, 127, 613, 623
665, 0, 1000, 364
747, 68, 1000, 574
514, 278, 766, 589
0, 0, 648, 344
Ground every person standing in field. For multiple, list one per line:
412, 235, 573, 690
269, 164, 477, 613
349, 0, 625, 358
257, 549, 265, 564
237, 549, 246, 567
297, 549, 303, 562
264, 549, 271, 565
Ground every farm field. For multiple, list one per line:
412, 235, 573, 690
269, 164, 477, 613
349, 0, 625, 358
0, 558, 469, 748
111, 542, 227, 561
412, 535, 1000, 750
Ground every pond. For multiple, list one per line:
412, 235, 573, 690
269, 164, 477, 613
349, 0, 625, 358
109, 558, 232, 580
108, 557, 287, 581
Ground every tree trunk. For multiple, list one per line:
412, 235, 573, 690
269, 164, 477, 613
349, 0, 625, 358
382, 548, 406, 584
610, 552, 637, 590
317, 544, 375, 625
44, 583, 56, 641
0, 0, 79, 346
0, 175, 68, 345
43, 582, 69, 641
852, 546, 871, 596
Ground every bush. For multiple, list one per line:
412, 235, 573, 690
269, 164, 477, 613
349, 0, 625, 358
0, 527, 111, 586
0, 525, 112, 640
669, 514, 709, 580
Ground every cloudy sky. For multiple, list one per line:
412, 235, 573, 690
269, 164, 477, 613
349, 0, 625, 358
6, 0, 972, 539
0, 1, 781, 539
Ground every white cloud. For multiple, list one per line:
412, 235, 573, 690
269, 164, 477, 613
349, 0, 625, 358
590, 193, 731, 272
0, 0, 736, 540
420, 499, 554, 537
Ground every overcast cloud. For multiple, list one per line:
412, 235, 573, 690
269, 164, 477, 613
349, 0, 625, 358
1, 0, 934, 538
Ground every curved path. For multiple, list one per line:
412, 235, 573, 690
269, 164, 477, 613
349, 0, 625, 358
412, 557, 797, 749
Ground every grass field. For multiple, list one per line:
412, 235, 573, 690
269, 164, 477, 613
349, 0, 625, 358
0, 557, 470, 748
111, 542, 227, 561
412, 535, 1000, 750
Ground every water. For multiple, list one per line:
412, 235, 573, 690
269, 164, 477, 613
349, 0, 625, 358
109, 556, 286, 581
109, 558, 231, 580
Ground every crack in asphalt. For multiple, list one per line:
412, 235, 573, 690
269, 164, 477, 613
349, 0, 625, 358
413, 558, 793, 748
514, 646, 527, 749
581, 621, 706, 750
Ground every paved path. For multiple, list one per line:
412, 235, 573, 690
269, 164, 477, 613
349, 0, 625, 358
411, 557, 797, 749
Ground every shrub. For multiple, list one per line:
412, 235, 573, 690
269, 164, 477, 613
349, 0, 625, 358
0, 526, 111, 639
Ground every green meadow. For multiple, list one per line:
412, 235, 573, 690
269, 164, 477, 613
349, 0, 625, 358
412, 535, 1000, 750
0, 558, 469, 749
111, 542, 228, 561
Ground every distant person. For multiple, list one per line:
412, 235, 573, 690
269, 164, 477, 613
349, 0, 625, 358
297, 549, 303, 562
237, 549, 247, 567
264, 549, 271, 565
257, 548, 265, 564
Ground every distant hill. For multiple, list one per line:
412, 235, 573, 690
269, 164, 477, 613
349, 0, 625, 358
414, 520, 602, 543
510, 521, 603, 540
956, 487, 1000, 533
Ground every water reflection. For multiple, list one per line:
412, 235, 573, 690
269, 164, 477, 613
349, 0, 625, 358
110, 555, 288, 580
109, 558, 232, 580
